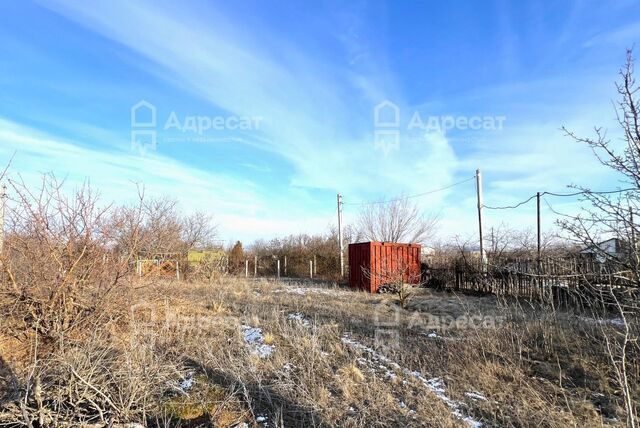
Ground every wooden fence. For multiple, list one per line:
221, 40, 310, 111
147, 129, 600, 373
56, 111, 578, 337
429, 256, 639, 308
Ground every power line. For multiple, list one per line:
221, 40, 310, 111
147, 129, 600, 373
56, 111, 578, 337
483, 194, 538, 210
542, 196, 569, 218
484, 187, 637, 210
544, 188, 637, 197
343, 176, 476, 206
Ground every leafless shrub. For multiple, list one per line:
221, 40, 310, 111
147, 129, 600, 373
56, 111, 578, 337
139, 196, 182, 255
194, 252, 228, 284
363, 260, 424, 307
0, 175, 138, 345
1, 322, 181, 426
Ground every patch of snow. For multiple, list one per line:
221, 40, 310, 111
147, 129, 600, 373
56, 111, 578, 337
396, 400, 416, 414
274, 287, 337, 296
342, 334, 482, 428
287, 312, 311, 328
179, 375, 195, 391
168, 372, 195, 395
255, 414, 269, 427
255, 413, 269, 427
577, 316, 628, 327
465, 391, 487, 401
241, 325, 275, 358
610, 318, 626, 327
340, 336, 401, 371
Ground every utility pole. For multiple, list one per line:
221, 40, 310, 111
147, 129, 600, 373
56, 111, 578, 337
284, 255, 287, 276
310, 260, 313, 279
536, 192, 541, 262
476, 169, 486, 270
245, 259, 248, 277
337, 193, 344, 278
314, 254, 317, 276
254, 255, 257, 277
277, 259, 280, 279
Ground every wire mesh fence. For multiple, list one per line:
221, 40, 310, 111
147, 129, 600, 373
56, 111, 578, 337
241, 254, 342, 281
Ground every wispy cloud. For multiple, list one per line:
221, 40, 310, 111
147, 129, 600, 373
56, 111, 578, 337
0, 118, 336, 242
38, 0, 459, 197
3, 0, 637, 243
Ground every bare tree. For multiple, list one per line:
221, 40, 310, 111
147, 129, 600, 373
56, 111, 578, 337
355, 198, 438, 244
140, 199, 217, 253
140, 196, 182, 255
485, 223, 561, 262
561, 49, 639, 428
181, 210, 217, 250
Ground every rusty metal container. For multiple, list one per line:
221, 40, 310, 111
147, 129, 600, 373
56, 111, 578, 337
348, 242, 422, 293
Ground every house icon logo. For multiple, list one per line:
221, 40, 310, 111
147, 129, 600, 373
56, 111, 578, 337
130, 100, 157, 155
374, 100, 399, 127
373, 100, 400, 156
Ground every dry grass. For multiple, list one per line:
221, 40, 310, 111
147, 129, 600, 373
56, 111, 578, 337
0, 277, 638, 427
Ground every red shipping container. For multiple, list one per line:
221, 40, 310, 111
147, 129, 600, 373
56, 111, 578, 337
348, 242, 422, 293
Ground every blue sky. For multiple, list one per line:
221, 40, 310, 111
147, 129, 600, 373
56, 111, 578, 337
1, 0, 639, 244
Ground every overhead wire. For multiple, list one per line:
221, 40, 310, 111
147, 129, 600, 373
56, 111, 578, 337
482, 194, 538, 210
342, 176, 476, 206
483, 187, 637, 210
339, 169, 637, 214
541, 196, 571, 218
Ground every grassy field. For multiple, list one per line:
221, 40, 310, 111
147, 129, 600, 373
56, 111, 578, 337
1, 277, 638, 427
